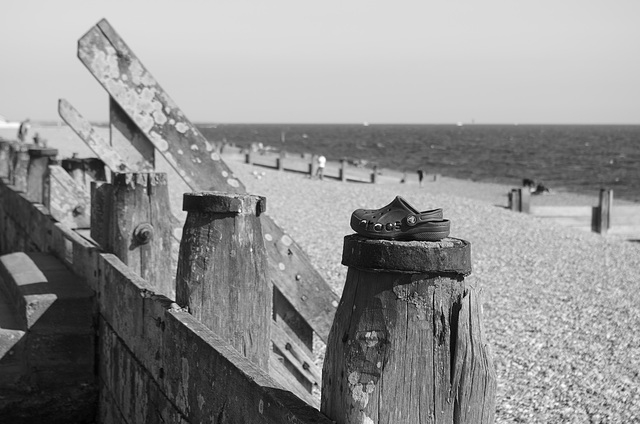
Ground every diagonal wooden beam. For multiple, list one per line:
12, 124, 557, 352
58, 99, 132, 173
77, 19, 243, 192
77, 19, 338, 342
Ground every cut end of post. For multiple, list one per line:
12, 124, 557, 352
341, 234, 472, 275
182, 192, 266, 216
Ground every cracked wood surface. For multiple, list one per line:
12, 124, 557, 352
322, 238, 496, 423
77, 18, 337, 342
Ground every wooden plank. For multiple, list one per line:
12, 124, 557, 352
271, 321, 322, 388
45, 165, 91, 229
78, 19, 243, 193
58, 98, 132, 173
109, 98, 154, 172
77, 18, 338, 342
269, 353, 320, 409
109, 96, 188, 225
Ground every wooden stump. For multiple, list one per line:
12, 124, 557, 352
592, 188, 613, 235
321, 235, 496, 424
96, 172, 174, 297
26, 147, 58, 203
340, 159, 347, 182
370, 166, 377, 184
176, 192, 271, 371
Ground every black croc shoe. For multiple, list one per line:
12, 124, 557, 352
350, 196, 450, 241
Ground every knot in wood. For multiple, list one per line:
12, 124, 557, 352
133, 223, 154, 245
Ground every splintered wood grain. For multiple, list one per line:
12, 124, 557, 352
176, 198, 271, 370
322, 268, 495, 424
109, 173, 174, 298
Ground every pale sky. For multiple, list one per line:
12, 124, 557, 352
1, 0, 639, 124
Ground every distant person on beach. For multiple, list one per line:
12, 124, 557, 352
316, 155, 326, 180
417, 169, 424, 187
17, 119, 31, 143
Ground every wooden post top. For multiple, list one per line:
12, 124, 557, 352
112, 172, 168, 187
342, 235, 471, 275
182, 192, 266, 216
28, 147, 58, 158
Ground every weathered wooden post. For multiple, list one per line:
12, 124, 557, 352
592, 188, 613, 235
519, 187, 530, 213
277, 151, 285, 171
10, 143, 31, 192
91, 172, 174, 297
176, 192, 271, 370
245, 151, 252, 164
26, 147, 58, 203
340, 159, 347, 182
309, 154, 318, 176
370, 165, 378, 184
0, 140, 11, 178
322, 235, 496, 424
508, 188, 529, 213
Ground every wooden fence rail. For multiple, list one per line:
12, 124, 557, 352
0, 135, 331, 423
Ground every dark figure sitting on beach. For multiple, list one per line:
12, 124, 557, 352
532, 183, 550, 195
523, 178, 551, 195
522, 178, 536, 190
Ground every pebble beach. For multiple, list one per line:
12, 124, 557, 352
7, 125, 640, 422
226, 159, 640, 423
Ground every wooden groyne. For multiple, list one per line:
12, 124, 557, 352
0, 18, 497, 423
508, 187, 640, 237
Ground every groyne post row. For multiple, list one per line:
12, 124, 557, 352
322, 236, 497, 424
508, 187, 614, 235
0, 140, 92, 229
0, 144, 331, 422
245, 150, 379, 183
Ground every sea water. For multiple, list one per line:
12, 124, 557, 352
198, 124, 640, 203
